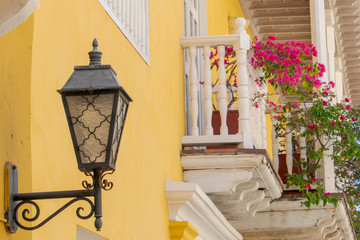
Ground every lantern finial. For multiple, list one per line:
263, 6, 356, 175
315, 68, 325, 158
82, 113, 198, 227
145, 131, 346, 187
88, 38, 102, 66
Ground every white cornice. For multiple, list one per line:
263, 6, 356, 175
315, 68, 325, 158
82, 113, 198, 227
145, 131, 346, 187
0, 0, 39, 37
181, 153, 283, 199
336, 201, 356, 240
165, 179, 243, 240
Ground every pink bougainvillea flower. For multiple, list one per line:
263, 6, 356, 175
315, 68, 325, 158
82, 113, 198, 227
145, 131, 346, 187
313, 178, 317, 183
345, 97, 350, 102
346, 105, 351, 110
274, 115, 281, 119
304, 184, 311, 190
294, 102, 298, 108
324, 192, 330, 196
352, 117, 356, 121
268, 36, 276, 41
340, 116, 345, 121
329, 81, 335, 88
323, 101, 328, 106
332, 121, 336, 127
307, 125, 316, 131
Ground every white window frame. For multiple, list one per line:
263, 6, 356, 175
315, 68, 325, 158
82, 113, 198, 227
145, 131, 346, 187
184, 0, 207, 135
98, 0, 150, 65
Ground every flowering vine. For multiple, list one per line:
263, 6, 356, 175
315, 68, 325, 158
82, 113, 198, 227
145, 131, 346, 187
208, 34, 360, 235
251, 36, 360, 235
208, 46, 238, 109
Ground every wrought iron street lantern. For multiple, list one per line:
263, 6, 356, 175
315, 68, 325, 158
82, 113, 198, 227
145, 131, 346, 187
4, 39, 132, 233
58, 39, 132, 173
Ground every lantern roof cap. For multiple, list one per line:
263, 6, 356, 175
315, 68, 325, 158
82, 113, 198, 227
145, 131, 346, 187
58, 39, 132, 102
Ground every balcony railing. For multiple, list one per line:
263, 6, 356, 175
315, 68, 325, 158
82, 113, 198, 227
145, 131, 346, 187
180, 18, 267, 149
268, 105, 336, 191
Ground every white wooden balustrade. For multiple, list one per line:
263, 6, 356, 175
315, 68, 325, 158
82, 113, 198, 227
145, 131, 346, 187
180, 18, 267, 149
268, 105, 335, 192
269, 106, 309, 175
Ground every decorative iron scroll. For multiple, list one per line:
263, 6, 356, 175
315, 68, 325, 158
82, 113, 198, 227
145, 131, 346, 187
82, 170, 114, 191
14, 197, 94, 231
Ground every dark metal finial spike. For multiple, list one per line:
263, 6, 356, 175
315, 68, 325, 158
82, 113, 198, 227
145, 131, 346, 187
89, 38, 102, 66
92, 39, 98, 49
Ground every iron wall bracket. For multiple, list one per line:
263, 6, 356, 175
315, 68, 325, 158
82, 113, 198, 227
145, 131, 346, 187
4, 162, 104, 233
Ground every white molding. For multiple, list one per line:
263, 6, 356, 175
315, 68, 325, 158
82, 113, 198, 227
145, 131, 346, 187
181, 134, 243, 146
183, 169, 253, 193
165, 179, 243, 240
182, 153, 283, 199
336, 201, 356, 240
182, 153, 260, 168
180, 35, 241, 48
0, 0, 39, 37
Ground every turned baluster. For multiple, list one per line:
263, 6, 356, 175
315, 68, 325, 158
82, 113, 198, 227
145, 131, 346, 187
260, 97, 267, 149
218, 45, 228, 135
285, 112, 293, 174
203, 45, 213, 136
234, 18, 252, 147
189, 46, 199, 136
300, 126, 306, 161
271, 113, 279, 172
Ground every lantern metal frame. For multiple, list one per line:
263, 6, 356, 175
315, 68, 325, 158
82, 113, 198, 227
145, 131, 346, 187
4, 39, 131, 233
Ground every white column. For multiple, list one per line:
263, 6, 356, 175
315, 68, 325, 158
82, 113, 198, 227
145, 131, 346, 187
326, 9, 336, 88
203, 46, 213, 136
310, 0, 329, 83
218, 45, 228, 135
260, 98, 267, 149
189, 46, 199, 136
300, 126, 306, 162
234, 18, 252, 148
335, 65, 344, 102
323, 137, 336, 193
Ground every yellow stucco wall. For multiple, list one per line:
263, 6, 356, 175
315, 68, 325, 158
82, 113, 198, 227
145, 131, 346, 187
1, 0, 184, 239
0, 0, 253, 239
27, 0, 185, 239
207, 0, 245, 35
0, 13, 34, 240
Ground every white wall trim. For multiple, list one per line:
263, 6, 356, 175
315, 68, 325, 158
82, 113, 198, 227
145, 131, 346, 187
165, 179, 243, 240
0, 0, 39, 37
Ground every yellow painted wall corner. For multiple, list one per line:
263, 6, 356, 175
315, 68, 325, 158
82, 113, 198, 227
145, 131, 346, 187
169, 221, 199, 240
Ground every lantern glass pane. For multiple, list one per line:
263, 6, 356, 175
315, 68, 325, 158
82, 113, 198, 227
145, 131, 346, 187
66, 94, 114, 164
109, 95, 128, 165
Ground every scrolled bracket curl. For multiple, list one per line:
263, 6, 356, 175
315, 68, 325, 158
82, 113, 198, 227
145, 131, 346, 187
82, 171, 95, 190
99, 170, 114, 191
14, 197, 94, 231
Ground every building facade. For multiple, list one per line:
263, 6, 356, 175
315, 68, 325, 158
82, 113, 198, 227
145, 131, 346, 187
0, 0, 357, 239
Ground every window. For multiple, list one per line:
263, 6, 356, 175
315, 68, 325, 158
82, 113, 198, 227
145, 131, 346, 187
184, 0, 207, 135
98, 0, 150, 65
